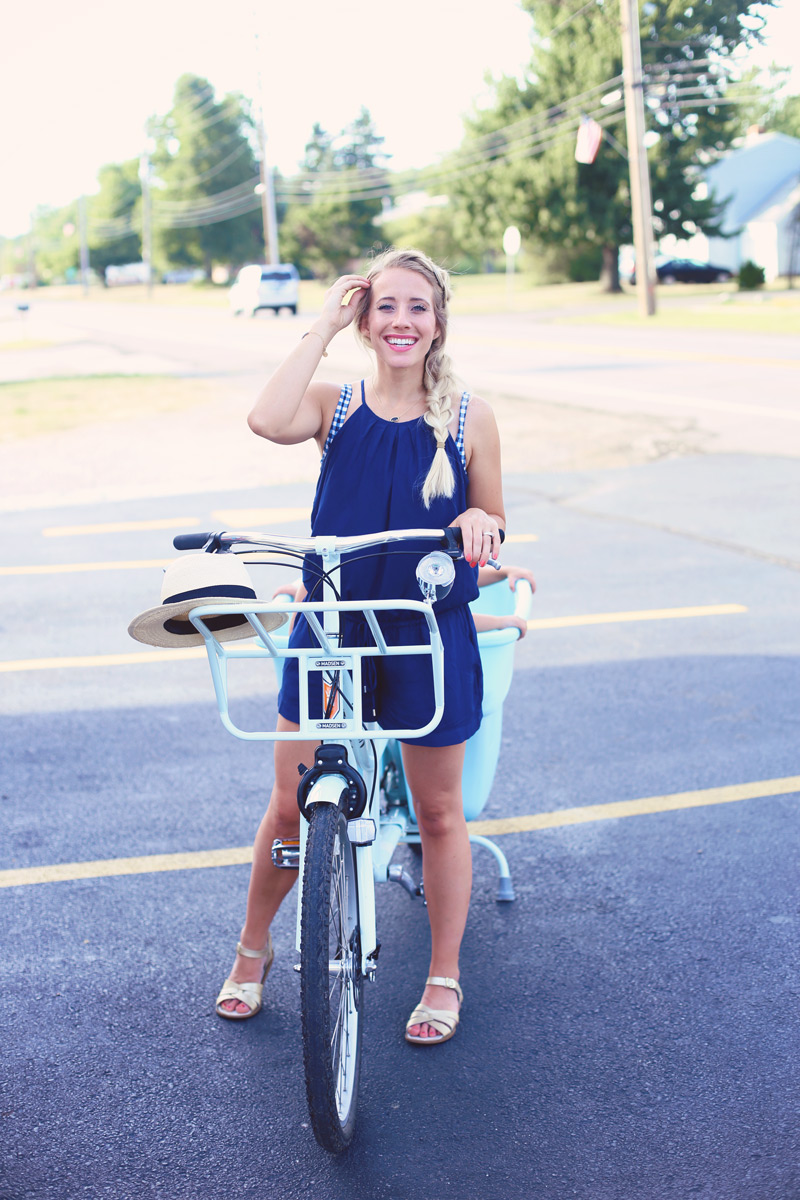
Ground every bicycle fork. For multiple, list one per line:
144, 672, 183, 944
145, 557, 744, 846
273, 745, 381, 980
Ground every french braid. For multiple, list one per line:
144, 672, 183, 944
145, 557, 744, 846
354, 248, 460, 508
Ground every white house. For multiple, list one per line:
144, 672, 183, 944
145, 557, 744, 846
671, 129, 800, 280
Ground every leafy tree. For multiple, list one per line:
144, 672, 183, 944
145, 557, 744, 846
150, 74, 262, 274
766, 91, 800, 139
381, 201, 483, 274
25, 203, 79, 282
450, 0, 777, 290
87, 159, 142, 280
278, 108, 388, 277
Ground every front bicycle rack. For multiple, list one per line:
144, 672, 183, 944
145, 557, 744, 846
188, 596, 446, 743
188, 581, 530, 904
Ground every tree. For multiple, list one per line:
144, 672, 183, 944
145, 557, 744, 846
450, 0, 777, 290
150, 74, 262, 275
381, 201, 483, 274
766, 91, 800, 139
87, 159, 142, 281
24, 202, 79, 283
278, 108, 389, 277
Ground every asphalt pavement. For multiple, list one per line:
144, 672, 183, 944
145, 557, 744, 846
1, 295, 799, 1199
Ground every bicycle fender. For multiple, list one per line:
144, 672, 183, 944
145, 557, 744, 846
297, 743, 368, 821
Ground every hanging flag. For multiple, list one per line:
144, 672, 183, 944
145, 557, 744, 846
575, 117, 603, 164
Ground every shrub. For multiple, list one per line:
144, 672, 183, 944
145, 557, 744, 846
738, 260, 765, 290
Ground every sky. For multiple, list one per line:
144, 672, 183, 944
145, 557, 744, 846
1, 0, 798, 239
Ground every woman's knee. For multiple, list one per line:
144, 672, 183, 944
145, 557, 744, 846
267, 784, 301, 838
414, 794, 466, 839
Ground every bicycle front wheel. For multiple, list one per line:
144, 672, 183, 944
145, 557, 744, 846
300, 799, 364, 1153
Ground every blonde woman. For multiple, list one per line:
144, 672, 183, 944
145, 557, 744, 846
216, 249, 506, 1045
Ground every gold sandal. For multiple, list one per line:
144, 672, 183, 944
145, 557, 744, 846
405, 976, 463, 1045
215, 935, 274, 1020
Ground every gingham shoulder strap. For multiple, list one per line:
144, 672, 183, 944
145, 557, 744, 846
454, 391, 470, 471
322, 383, 353, 459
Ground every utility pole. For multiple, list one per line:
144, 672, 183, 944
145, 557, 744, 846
257, 126, 280, 265
620, 0, 657, 317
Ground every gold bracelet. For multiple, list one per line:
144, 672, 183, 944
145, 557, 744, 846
301, 330, 328, 357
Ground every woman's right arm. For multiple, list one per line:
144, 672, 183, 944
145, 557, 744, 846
248, 273, 371, 446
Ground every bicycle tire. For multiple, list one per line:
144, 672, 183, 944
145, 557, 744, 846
300, 797, 364, 1153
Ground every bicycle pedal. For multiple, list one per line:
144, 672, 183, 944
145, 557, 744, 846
271, 838, 300, 869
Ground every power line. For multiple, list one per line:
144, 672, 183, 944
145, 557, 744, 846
80, 59, 764, 240
548, 0, 602, 37
160, 139, 254, 191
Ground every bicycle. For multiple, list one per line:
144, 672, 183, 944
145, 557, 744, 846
171, 524, 532, 1153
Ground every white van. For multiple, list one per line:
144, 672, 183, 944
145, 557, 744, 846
229, 263, 300, 316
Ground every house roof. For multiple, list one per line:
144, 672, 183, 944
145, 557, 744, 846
749, 174, 800, 225
706, 132, 800, 229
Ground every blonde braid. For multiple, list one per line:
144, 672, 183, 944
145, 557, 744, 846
421, 342, 458, 508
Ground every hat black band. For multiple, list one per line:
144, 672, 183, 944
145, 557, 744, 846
164, 584, 257, 605
164, 613, 249, 637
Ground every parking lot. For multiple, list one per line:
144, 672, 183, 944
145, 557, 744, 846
1, 295, 798, 1198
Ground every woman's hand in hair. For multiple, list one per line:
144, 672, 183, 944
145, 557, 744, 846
317, 274, 371, 341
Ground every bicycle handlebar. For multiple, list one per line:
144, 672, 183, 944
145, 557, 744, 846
174, 532, 214, 551
173, 527, 504, 555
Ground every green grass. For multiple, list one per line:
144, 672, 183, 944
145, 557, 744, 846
0, 338, 59, 351
8, 274, 800, 334
0, 374, 211, 441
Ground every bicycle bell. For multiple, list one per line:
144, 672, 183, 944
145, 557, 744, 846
416, 551, 456, 604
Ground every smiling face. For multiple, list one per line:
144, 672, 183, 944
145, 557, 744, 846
360, 266, 441, 369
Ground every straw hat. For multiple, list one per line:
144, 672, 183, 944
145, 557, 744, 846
128, 553, 287, 648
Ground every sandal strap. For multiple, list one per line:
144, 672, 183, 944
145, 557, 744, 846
236, 935, 272, 960
426, 975, 463, 1004
216, 978, 264, 1006
406, 1004, 460, 1036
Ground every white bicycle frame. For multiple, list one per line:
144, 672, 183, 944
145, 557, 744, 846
186, 528, 456, 977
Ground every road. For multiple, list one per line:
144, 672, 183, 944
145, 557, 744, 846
1, 295, 798, 1199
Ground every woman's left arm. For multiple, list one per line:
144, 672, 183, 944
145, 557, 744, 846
451, 395, 506, 568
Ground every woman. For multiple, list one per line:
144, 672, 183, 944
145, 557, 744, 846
216, 248, 506, 1045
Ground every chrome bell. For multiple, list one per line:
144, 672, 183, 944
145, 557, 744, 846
416, 551, 456, 604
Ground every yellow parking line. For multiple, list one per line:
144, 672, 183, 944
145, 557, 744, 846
210, 506, 311, 525
468, 775, 800, 836
42, 518, 201, 537
0, 559, 172, 577
2, 773, 797, 889
40, 508, 316, 537
0, 602, 747, 673
0, 647, 205, 673
528, 603, 747, 629
0, 847, 253, 889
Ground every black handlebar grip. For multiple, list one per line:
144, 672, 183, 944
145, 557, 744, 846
173, 532, 215, 551
442, 526, 505, 555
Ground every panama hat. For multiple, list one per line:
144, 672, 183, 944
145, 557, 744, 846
128, 553, 288, 649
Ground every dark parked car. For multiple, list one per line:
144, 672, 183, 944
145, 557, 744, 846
630, 257, 734, 285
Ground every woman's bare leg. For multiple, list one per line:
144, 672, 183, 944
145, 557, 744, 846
218, 717, 316, 1015
400, 741, 470, 1038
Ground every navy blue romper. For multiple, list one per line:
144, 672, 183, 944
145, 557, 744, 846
277, 381, 483, 747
